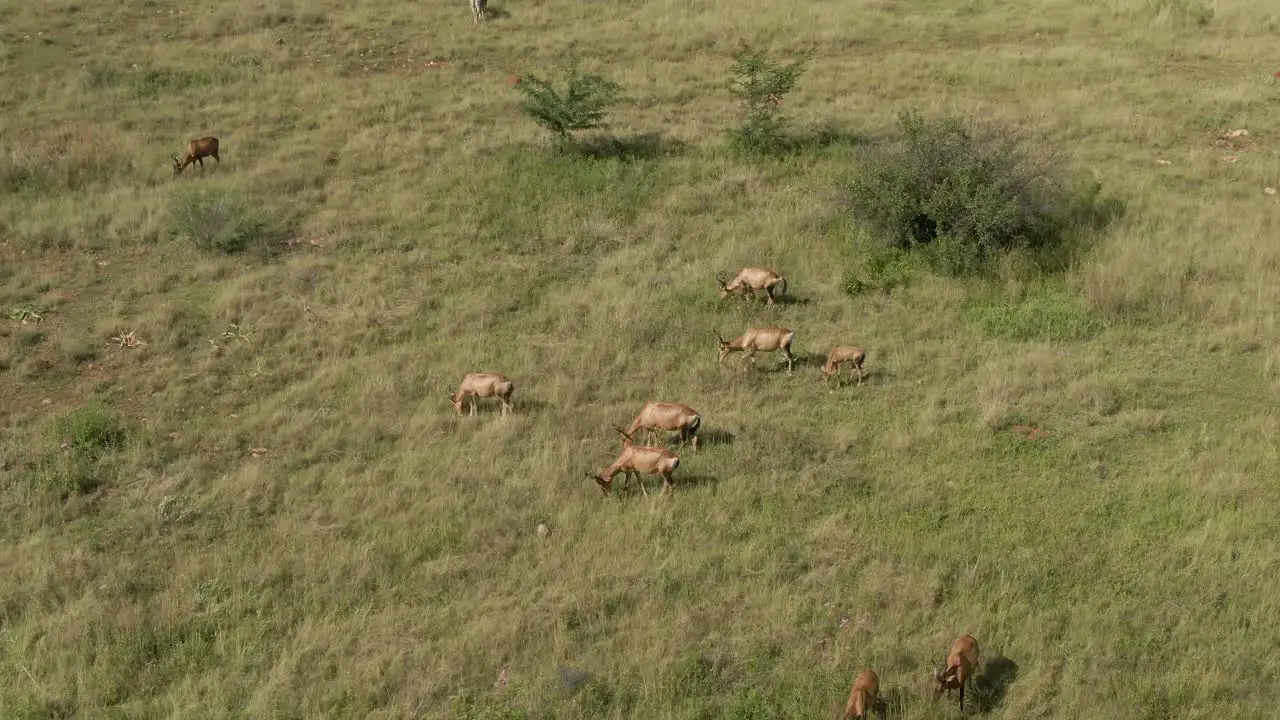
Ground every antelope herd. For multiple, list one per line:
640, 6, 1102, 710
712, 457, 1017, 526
170, 81, 984, 713
443, 266, 992, 713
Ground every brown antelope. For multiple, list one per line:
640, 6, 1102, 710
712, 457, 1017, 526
617, 402, 701, 452
585, 430, 680, 498
716, 267, 788, 305
449, 372, 515, 416
171, 136, 220, 175
821, 345, 867, 388
934, 634, 980, 713
841, 669, 880, 719
715, 327, 796, 374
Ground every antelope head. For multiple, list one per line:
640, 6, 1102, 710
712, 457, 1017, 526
933, 663, 957, 695
715, 273, 730, 297
714, 331, 733, 363
584, 471, 612, 495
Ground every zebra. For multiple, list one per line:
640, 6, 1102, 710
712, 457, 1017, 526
471, 0, 488, 23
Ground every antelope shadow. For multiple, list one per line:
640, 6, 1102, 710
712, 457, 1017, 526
971, 655, 1019, 712
572, 132, 688, 161
696, 428, 735, 447
512, 397, 551, 413
789, 120, 869, 151
599, 472, 719, 499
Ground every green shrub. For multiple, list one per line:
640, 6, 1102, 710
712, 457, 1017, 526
169, 187, 278, 255
842, 245, 924, 297
513, 60, 623, 146
966, 286, 1106, 341
726, 45, 808, 156
54, 404, 128, 455
21, 404, 133, 500
846, 110, 1119, 276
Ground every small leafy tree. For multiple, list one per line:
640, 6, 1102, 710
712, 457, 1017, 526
727, 45, 808, 156
514, 60, 623, 146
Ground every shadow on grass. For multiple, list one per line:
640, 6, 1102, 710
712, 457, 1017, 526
881, 686, 916, 717
671, 473, 718, 493
445, 397, 548, 416
720, 358, 798, 375
601, 472, 718, 499
789, 121, 869, 151
514, 397, 552, 414
697, 428, 735, 447
481, 7, 512, 20
571, 133, 689, 161
717, 293, 814, 307
821, 366, 893, 389
972, 655, 1019, 713
790, 351, 828, 370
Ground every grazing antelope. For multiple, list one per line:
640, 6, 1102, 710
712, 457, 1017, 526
171, 136, 220, 176
934, 634, 980, 713
841, 669, 880, 720
585, 430, 680, 498
715, 327, 796, 374
716, 267, 788, 305
449, 372, 515, 416
617, 401, 701, 452
471, 0, 488, 23
821, 345, 867, 388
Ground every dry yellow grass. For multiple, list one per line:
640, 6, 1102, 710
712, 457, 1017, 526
3, 0, 1280, 717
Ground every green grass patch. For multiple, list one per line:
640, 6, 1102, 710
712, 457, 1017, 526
966, 285, 1107, 341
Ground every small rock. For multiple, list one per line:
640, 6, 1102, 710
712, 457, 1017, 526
41, 398, 52, 405
1266, 187, 1277, 195
536, 523, 550, 537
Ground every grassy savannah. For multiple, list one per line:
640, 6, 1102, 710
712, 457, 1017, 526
3, 0, 1280, 717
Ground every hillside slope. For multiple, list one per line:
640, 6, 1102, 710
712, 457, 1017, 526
3, 0, 1280, 717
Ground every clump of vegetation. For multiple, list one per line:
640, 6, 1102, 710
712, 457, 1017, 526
168, 187, 278, 255
966, 285, 1106, 341
845, 110, 1120, 278
25, 404, 132, 499
513, 60, 623, 147
54, 405, 128, 455
842, 246, 924, 297
726, 45, 808, 156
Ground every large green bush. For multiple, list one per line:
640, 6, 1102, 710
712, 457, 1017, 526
845, 110, 1120, 278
